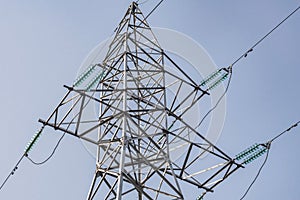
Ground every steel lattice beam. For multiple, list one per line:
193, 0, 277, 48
39, 2, 241, 199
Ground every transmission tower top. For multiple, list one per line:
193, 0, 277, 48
38, 2, 238, 199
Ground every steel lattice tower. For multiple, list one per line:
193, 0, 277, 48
39, 2, 241, 199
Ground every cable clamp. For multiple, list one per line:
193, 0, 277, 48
244, 48, 253, 57
262, 141, 271, 149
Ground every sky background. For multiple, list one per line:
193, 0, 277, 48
0, 0, 299, 199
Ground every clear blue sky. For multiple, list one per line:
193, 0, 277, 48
0, 1, 299, 199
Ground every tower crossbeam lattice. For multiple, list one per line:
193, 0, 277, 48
38, 2, 241, 199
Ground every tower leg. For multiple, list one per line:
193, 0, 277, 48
115, 141, 126, 200
86, 171, 98, 200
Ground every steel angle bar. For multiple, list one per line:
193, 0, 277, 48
127, 142, 183, 198
57, 94, 83, 127
104, 179, 119, 200
127, 117, 168, 159
128, 92, 165, 110
78, 114, 121, 138
122, 173, 154, 200
179, 143, 193, 177
198, 165, 242, 194
155, 166, 168, 199
60, 92, 81, 106
128, 23, 151, 30
113, 19, 128, 37
165, 130, 229, 161
105, 52, 126, 68
128, 85, 165, 109
163, 52, 198, 87
133, 27, 161, 49
158, 164, 207, 190
97, 120, 121, 140
126, 69, 164, 73
127, 52, 163, 70
97, 143, 122, 169
87, 173, 98, 200
183, 162, 229, 179
138, 71, 164, 89
126, 87, 165, 91
169, 80, 183, 111
43, 89, 72, 123
205, 179, 223, 187
183, 145, 216, 170
128, 42, 164, 70
38, 119, 77, 137
74, 95, 86, 134
200, 161, 235, 187
173, 92, 206, 121
169, 87, 201, 114
133, 12, 151, 28
126, 68, 163, 84
166, 112, 232, 160
69, 86, 125, 115
129, 113, 164, 131
59, 119, 100, 125
128, 33, 162, 53
142, 186, 179, 199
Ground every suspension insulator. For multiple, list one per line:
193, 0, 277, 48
73, 64, 97, 87
24, 126, 44, 154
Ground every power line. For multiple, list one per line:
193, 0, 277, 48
231, 5, 300, 67
1, 2, 299, 198
0, 75, 103, 190
195, 67, 232, 130
0, 126, 45, 192
143, 0, 165, 22
0, 154, 25, 191
195, 5, 300, 132
0, 131, 66, 191
239, 147, 270, 200
26, 133, 66, 165
270, 120, 300, 143
194, 7, 300, 198
239, 120, 300, 199
0, 134, 66, 191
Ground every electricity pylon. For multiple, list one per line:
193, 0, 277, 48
39, 2, 242, 199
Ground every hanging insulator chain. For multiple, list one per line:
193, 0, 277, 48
199, 68, 230, 92
24, 126, 45, 155
73, 64, 97, 87
235, 143, 270, 165
85, 70, 106, 91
